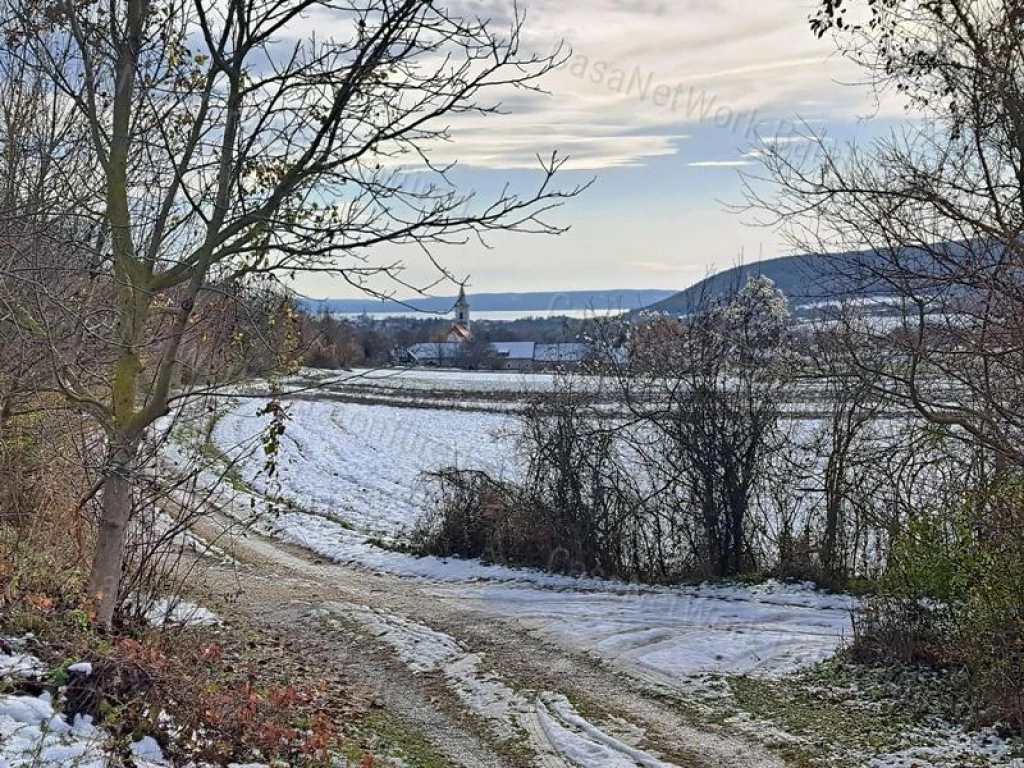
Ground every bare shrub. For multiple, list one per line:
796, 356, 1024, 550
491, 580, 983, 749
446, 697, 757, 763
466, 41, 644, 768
0, 405, 94, 612
413, 468, 547, 566
619, 277, 797, 578
91, 632, 346, 766
849, 599, 953, 667
419, 279, 800, 584
417, 372, 657, 579
516, 380, 651, 579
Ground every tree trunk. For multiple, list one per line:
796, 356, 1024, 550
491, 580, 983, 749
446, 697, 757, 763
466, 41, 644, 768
88, 439, 137, 628
822, 450, 844, 577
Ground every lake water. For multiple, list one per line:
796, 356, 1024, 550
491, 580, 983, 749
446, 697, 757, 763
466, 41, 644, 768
335, 308, 627, 321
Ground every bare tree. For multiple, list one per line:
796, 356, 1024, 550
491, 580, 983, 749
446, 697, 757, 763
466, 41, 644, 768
803, 317, 888, 580
0, 37, 95, 436
2, 0, 585, 626
620, 277, 796, 577
747, 0, 1024, 469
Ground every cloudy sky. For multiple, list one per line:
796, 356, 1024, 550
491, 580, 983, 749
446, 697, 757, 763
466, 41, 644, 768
295, 0, 903, 300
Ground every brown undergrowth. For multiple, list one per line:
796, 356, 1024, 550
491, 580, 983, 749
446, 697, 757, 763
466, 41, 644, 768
0, 606, 376, 766
0, 407, 377, 766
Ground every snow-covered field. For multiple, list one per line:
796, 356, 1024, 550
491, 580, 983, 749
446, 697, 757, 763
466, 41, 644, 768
213, 397, 517, 537
304, 367, 580, 395
172, 368, 1024, 766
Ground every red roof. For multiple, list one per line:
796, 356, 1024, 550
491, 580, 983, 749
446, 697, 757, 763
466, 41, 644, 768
449, 323, 473, 342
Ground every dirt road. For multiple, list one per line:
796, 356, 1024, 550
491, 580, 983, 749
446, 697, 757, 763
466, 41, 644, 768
191, 510, 786, 768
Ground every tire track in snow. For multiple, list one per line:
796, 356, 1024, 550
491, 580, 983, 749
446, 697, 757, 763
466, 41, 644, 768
537, 694, 674, 768
319, 602, 678, 768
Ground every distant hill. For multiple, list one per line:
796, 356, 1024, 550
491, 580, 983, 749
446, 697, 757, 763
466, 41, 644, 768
641, 244, 978, 316
303, 289, 675, 316
641, 254, 850, 316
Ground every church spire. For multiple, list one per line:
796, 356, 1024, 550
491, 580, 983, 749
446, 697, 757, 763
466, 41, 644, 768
455, 285, 470, 327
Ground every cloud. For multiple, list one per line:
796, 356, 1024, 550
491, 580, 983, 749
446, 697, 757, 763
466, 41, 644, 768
758, 134, 829, 145
301, 0, 888, 171
416, 125, 689, 171
436, 0, 889, 170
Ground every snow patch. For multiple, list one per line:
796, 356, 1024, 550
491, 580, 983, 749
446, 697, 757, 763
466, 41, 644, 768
866, 725, 1023, 767
324, 602, 520, 737
538, 693, 668, 768
145, 598, 220, 627
130, 736, 165, 764
0, 689, 119, 768
0, 652, 43, 681
0, 643, 163, 768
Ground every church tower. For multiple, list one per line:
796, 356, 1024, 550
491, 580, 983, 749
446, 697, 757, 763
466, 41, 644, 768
454, 286, 470, 327
446, 286, 473, 343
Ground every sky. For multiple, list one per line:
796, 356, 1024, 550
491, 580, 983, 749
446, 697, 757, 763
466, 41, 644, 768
292, 0, 906, 301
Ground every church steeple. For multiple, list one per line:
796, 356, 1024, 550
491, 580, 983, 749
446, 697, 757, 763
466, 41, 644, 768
455, 286, 470, 327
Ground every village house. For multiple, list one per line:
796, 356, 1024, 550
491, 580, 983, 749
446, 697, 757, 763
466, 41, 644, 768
401, 289, 612, 371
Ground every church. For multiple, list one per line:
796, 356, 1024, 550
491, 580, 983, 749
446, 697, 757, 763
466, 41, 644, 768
445, 287, 473, 343
402, 289, 604, 371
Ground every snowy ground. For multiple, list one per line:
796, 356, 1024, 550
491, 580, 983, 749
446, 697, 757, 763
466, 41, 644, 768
318, 603, 679, 767
210, 388, 855, 685
449, 582, 851, 682
0, 640, 168, 768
